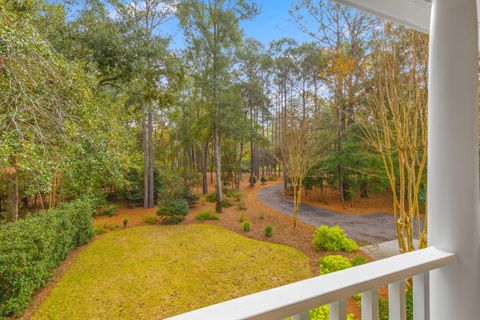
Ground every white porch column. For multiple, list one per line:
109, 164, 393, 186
428, 0, 480, 319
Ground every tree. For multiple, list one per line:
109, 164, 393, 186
278, 115, 326, 228
362, 25, 428, 252
177, 0, 259, 213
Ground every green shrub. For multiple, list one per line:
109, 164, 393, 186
260, 176, 267, 184
0, 201, 94, 317
318, 255, 352, 275
157, 198, 189, 223
205, 192, 217, 202
145, 216, 158, 225
309, 305, 355, 320
195, 209, 220, 221
267, 175, 278, 181
95, 203, 119, 217
236, 200, 247, 210
94, 226, 106, 235
312, 225, 358, 252
225, 189, 243, 201
242, 221, 251, 232
351, 256, 369, 266
264, 225, 273, 237
221, 198, 233, 208
123, 217, 129, 228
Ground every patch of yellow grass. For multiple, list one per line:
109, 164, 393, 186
32, 224, 311, 319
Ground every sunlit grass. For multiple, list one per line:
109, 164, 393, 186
32, 224, 311, 319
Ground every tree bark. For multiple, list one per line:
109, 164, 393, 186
214, 125, 223, 213
142, 114, 149, 208
202, 141, 209, 195
148, 111, 154, 208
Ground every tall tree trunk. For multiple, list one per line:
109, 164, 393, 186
6, 156, 18, 222
202, 141, 209, 195
214, 125, 223, 213
142, 114, 149, 208
148, 111, 154, 208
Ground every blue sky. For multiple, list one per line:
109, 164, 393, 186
162, 0, 312, 50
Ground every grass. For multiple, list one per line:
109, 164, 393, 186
32, 224, 311, 319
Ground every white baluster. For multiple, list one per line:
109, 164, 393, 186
329, 299, 346, 320
388, 280, 406, 320
413, 272, 429, 320
292, 310, 309, 320
361, 288, 379, 320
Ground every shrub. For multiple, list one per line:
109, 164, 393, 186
260, 176, 267, 185
225, 189, 243, 201
221, 198, 233, 208
236, 200, 247, 210
95, 203, 119, 217
123, 217, 129, 228
195, 210, 220, 221
318, 255, 352, 275
145, 216, 158, 225
157, 198, 189, 223
309, 305, 355, 320
267, 175, 278, 181
351, 256, 369, 266
94, 226, 107, 235
205, 192, 217, 203
312, 225, 358, 252
0, 201, 94, 317
264, 225, 273, 237
242, 221, 251, 232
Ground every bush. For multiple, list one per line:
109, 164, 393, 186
260, 176, 267, 185
0, 201, 94, 317
312, 225, 358, 252
309, 305, 355, 320
157, 198, 189, 223
318, 255, 352, 275
242, 221, 251, 232
225, 189, 243, 201
145, 216, 158, 225
123, 217, 129, 228
95, 203, 119, 217
264, 225, 273, 237
195, 210, 220, 221
267, 175, 278, 181
221, 198, 233, 208
94, 226, 107, 235
236, 200, 247, 210
351, 256, 369, 266
205, 192, 217, 203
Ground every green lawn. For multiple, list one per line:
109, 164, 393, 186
32, 224, 311, 319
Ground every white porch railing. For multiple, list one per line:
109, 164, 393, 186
165, 247, 454, 320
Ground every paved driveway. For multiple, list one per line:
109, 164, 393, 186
257, 183, 421, 245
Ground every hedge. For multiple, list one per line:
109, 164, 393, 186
0, 200, 94, 317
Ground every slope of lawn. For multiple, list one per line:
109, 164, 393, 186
32, 224, 311, 319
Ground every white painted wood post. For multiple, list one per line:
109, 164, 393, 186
428, 0, 480, 320
388, 280, 406, 320
413, 272, 429, 320
292, 311, 309, 320
361, 289, 379, 320
329, 299, 346, 320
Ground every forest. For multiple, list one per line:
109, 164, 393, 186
0, 0, 432, 319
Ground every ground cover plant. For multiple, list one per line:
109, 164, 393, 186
31, 225, 311, 319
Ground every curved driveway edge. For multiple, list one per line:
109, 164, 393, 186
257, 183, 412, 245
